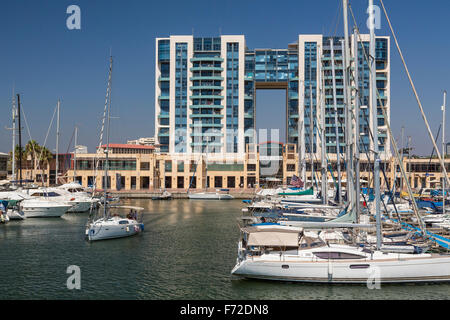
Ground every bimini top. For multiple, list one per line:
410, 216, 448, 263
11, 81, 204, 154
242, 225, 302, 247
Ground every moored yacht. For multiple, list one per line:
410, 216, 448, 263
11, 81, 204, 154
188, 189, 234, 200
231, 225, 450, 283
86, 206, 144, 241
20, 199, 72, 218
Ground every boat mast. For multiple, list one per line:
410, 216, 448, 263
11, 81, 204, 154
399, 126, 404, 192
309, 50, 314, 188
103, 56, 113, 219
369, 0, 382, 249
56, 99, 60, 185
11, 93, 16, 186
443, 90, 447, 213
319, 49, 327, 204
353, 27, 361, 221
17, 94, 22, 188
330, 38, 342, 204
74, 125, 78, 182
342, 0, 354, 210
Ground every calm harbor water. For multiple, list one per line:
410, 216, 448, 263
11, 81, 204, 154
1, 199, 450, 300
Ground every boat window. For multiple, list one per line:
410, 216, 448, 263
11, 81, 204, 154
313, 252, 366, 260
119, 220, 129, 225
298, 236, 326, 250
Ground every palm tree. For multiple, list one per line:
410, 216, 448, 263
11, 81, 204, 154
9, 145, 26, 181
25, 140, 41, 181
39, 146, 53, 184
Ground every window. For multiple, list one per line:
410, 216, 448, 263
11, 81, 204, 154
140, 162, 150, 171
214, 176, 223, 188
313, 252, 366, 260
227, 176, 235, 188
287, 164, 296, 172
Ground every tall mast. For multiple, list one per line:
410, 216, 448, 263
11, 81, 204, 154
369, 0, 382, 249
353, 27, 361, 221
74, 125, 78, 181
11, 93, 16, 185
319, 49, 327, 204
443, 91, 447, 214
408, 135, 411, 185
104, 56, 113, 218
399, 126, 405, 192
309, 49, 314, 188
56, 99, 60, 185
342, 0, 354, 209
17, 94, 22, 188
330, 38, 342, 205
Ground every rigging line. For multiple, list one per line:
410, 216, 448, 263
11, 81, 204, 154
21, 101, 57, 184
330, 0, 342, 38
89, 56, 113, 221
344, 16, 400, 222
348, 3, 425, 235
379, 0, 450, 190
35, 103, 58, 188
417, 125, 441, 198
65, 126, 76, 155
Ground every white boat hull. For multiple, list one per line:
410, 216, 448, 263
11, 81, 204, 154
6, 209, 26, 220
21, 203, 72, 218
188, 193, 234, 200
87, 218, 143, 241
232, 255, 450, 283
67, 201, 93, 213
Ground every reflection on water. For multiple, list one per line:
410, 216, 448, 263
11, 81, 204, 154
1, 199, 450, 300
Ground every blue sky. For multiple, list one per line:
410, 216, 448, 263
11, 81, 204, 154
0, 0, 449, 155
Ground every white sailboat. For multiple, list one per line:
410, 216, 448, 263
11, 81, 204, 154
85, 55, 144, 241
232, 0, 450, 284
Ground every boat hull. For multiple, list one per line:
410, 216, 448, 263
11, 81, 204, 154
67, 201, 92, 213
22, 204, 71, 218
231, 256, 450, 284
6, 209, 26, 220
87, 220, 143, 241
188, 193, 233, 200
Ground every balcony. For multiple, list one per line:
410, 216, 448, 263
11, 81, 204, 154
190, 85, 223, 91
190, 57, 224, 62
190, 76, 224, 81
190, 104, 224, 109
190, 66, 223, 72
189, 123, 223, 128
189, 114, 223, 118
190, 95, 224, 100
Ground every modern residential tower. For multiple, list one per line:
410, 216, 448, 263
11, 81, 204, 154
154, 34, 390, 163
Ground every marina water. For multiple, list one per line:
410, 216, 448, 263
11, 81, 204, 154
1, 199, 450, 300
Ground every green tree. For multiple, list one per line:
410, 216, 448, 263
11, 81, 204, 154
25, 140, 41, 181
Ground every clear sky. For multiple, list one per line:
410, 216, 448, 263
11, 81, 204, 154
0, 0, 449, 156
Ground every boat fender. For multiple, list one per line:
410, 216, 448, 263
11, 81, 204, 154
126, 226, 129, 232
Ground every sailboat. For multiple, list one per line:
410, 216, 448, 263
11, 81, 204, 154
85, 55, 144, 241
188, 153, 233, 200
231, 0, 450, 283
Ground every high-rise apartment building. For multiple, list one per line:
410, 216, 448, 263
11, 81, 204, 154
154, 34, 390, 161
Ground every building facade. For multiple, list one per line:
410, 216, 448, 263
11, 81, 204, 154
154, 34, 391, 164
